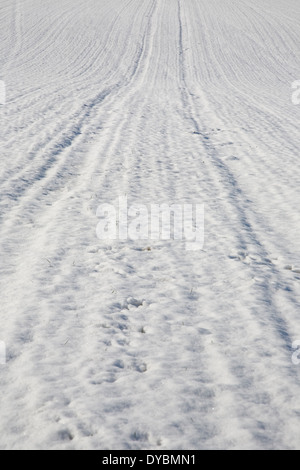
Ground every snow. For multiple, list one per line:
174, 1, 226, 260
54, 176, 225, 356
0, 0, 300, 450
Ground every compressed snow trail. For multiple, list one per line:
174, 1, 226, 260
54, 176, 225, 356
0, 0, 300, 450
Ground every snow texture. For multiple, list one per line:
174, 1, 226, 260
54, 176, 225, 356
0, 0, 300, 450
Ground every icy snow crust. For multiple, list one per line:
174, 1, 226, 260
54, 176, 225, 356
0, 0, 300, 450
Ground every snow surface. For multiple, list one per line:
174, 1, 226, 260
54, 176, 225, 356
0, 0, 300, 450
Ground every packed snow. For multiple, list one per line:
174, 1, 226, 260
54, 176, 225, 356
0, 0, 300, 450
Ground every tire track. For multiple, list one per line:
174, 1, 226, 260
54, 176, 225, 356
0, 0, 158, 227
176, 0, 300, 448
1, 0, 300, 450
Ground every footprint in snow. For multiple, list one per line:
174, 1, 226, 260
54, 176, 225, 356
229, 252, 272, 266
56, 429, 74, 442
284, 265, 300, 274
123, 297, 145, 309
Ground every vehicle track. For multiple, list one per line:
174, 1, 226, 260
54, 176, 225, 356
0, 0, 300, 450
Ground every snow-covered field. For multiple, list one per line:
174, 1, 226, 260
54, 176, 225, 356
0, 0, 300, 450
